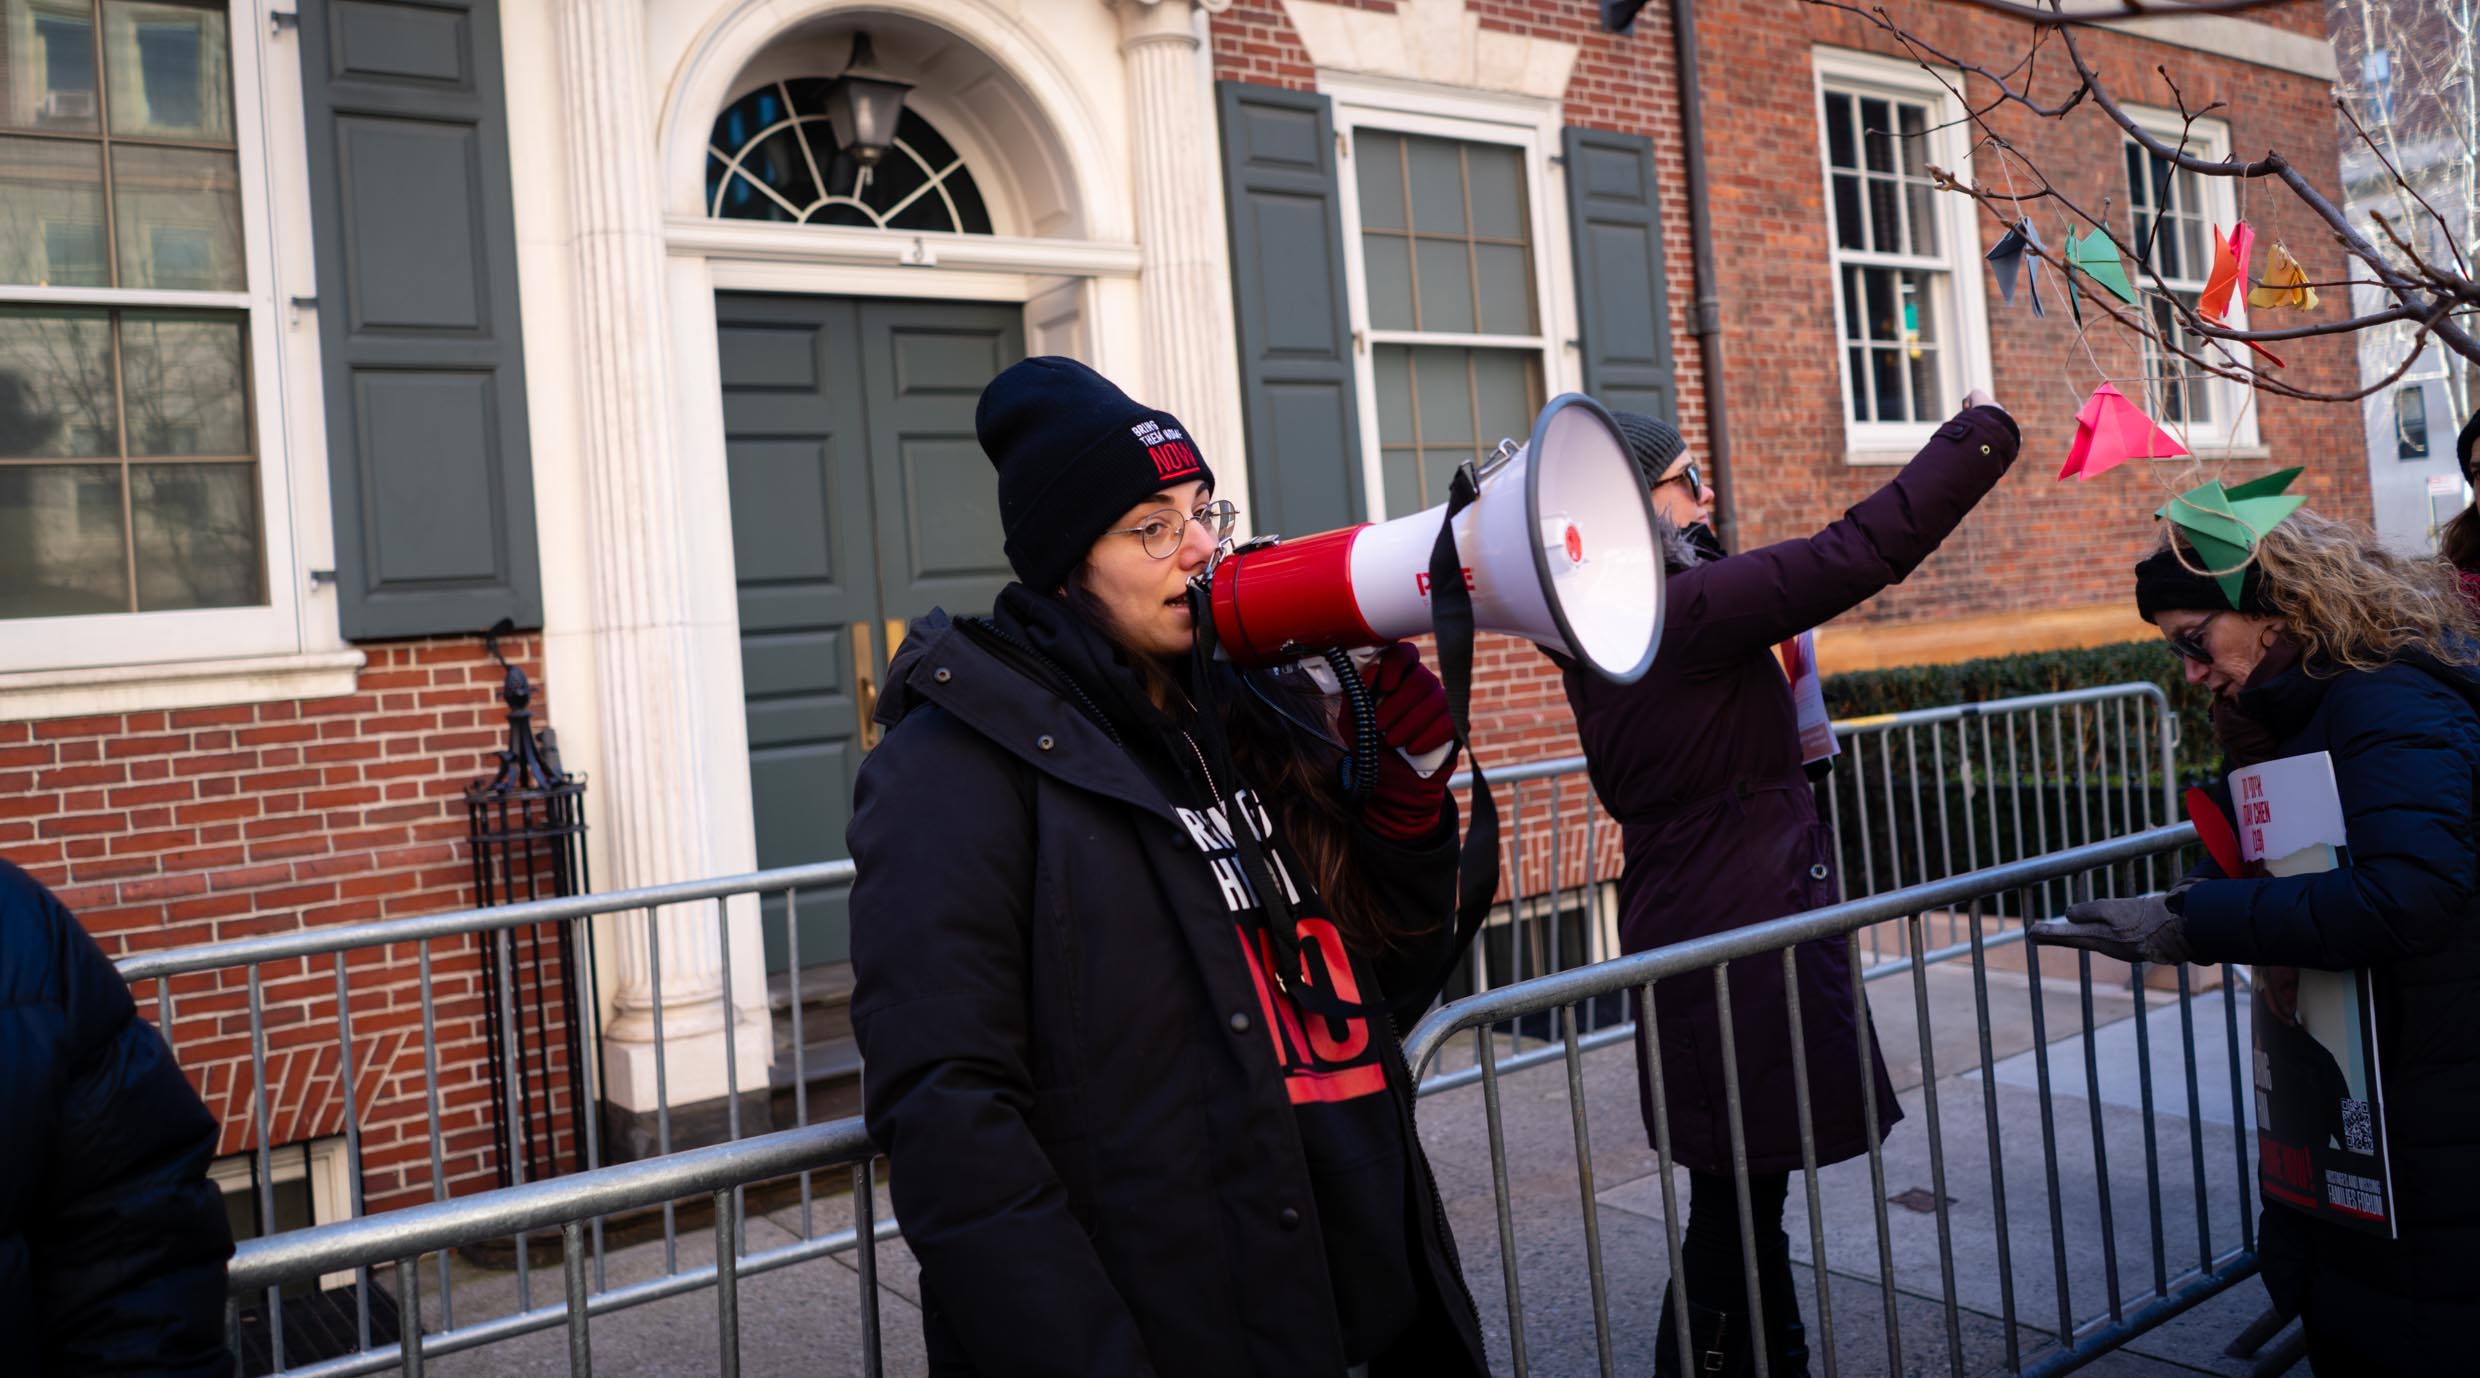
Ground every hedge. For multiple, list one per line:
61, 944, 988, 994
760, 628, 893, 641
1820, 638, 2214, 773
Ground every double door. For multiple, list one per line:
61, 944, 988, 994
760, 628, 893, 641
717, 294, 1023, 970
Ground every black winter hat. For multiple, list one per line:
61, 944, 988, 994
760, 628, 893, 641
976, 357, 1215, 591
1610, 410, 1686, 486
2134, 542, 2274, 621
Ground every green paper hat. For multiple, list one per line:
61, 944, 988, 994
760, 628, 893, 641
2155, 467, 2306, 608
2068, 228, 2139, 305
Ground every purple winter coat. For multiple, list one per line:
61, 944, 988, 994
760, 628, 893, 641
1557, 405, 2021, 1174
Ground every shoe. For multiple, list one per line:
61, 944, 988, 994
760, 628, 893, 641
1652, 1292, 1749, 1377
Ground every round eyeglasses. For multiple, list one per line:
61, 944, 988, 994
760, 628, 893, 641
1108, 500, 1239, 559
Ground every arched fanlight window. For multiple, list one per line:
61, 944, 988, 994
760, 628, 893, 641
706, 79, 994, 234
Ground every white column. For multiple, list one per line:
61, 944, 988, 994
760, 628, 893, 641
557, 0, 766, 1113
1113, 0, 1249, 492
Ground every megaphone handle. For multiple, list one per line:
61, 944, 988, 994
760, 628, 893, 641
1323, 647, 1380, 808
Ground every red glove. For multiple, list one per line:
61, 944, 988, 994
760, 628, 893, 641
1359, 641, 1458, 840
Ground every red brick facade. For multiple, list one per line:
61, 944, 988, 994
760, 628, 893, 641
1208, 0, 2359, 893
7, 635, 573, 1211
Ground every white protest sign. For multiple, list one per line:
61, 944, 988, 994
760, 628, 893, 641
2230, 751, 2347, 869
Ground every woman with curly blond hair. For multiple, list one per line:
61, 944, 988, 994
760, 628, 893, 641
2039, 507, 2480, 1373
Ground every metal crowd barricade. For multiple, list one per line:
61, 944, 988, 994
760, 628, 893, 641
115, 862, 865, 1378
117, 681, 2191, 1377
1402, 822, 2250, 1378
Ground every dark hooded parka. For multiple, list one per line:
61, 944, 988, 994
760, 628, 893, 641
847, 588, 1489, 1378
2176, 649, 2480, 1370
1, 860, 233, 1377
1555, 406, 2021, 1174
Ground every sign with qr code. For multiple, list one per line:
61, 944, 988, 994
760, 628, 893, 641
2232, 752, 2398, 1238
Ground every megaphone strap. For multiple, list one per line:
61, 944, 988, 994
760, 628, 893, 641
1425, 463, 1504, 983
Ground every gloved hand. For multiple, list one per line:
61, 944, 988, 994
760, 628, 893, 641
1359, 641, 1458, 840
2031, 890, 2191, 966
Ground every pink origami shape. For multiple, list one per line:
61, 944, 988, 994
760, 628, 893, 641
2057, 383, 2190, 481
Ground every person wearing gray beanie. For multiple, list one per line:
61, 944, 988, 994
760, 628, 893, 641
1561, 391, 2020, 1378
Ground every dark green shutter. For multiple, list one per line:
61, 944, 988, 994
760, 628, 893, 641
1218, 82, 1364, 535
1562, 127, 1677, 419
300, 0, 541, 639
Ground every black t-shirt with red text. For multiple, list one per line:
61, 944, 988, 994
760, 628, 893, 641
1171, 787, 1418, 1364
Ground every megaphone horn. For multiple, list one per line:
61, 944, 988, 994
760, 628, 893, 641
1202, 393, 1665, 684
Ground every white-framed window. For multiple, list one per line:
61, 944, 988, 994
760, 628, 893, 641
211, 1135, 354, 1291
2122, 110, 2259, 450
1328, 80, 1574, 521
0, 0, 310, 674
1812, 47, 1993, 460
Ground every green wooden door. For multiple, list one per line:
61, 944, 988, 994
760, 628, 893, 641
717, 295, 1022, 972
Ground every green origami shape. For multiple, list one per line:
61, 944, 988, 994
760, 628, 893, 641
2155, 467, 2307, 607
2068, 229, 2139, 305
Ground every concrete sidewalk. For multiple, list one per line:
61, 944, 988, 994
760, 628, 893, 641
392, 959, 2297, 1376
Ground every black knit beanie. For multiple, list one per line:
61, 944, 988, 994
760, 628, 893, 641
1610, 410, 1686, 487
2134, 542, 2275, 621
976, 357, 1215, 591
2458, 404, 2480, 486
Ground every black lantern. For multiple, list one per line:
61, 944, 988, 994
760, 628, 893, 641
825, 31, 911, 168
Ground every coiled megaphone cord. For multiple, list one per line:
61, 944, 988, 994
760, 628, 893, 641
1324, 647, 1380, 809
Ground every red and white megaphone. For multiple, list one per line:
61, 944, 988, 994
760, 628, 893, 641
1203, 393, 1664, 682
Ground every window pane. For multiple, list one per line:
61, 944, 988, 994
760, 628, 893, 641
1374, 345, 1413, 445
1867, 176, 1900, 255
1474, 241, 1532, 335
1860, 98, 1895, 173
1896, 102, 1928, 177
121, 311, 248, 455
111, 144, 242, 290
1414, 237, 1475, 334
103, 0, 234, 143
1357, 131, 1405, 231
0, 307, 116, 456
1841, 268, 1865, 344
1406, 135, 1465, 235
1381, 448, 1422, 521
1906, 181, 1938, 258
3, 1, 102, 134
1419, 446, 1467, 507
1861, 266, 1897, 343
1824, 92, 1856, 171
1363, 233, 1414, 330
132, 461, 261, 610
2123, 143, 2150, 210
1847, 347, 1872, 422
1907, 346, 1942, 420
0, 136, 109, 286
1413, 349, 1473, 449
1470, 349, 1534, 447
0, 463, 128, 617
1464, 143, 1525, 242
1870, 347, 1905, 422
1831, 173, 1864, 251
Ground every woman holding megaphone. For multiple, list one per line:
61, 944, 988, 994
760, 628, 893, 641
846, 357, 1490, 1378
1557, 394, 2021, 1377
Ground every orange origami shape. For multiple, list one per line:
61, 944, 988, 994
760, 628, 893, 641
2248, 242, 2319, 311
2200, 222, 2254, 325
2057, 383, 2190, 481
2199, 222, 2287, 368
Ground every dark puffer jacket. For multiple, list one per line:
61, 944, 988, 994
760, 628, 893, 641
0, 859, 233, 1376
847, 594, 1488, 1377
2178, 654, 2480, 1370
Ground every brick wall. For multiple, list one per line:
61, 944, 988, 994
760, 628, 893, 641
1210, 0, 2358, 891
5, 634, 577, 1213
1698, 0, 2365, 630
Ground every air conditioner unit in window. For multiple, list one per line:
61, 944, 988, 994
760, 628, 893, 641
41, 90, 97, 121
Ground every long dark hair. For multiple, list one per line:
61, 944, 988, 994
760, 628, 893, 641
1058, 576, 1404, 956
2442, 505, 2480, 575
